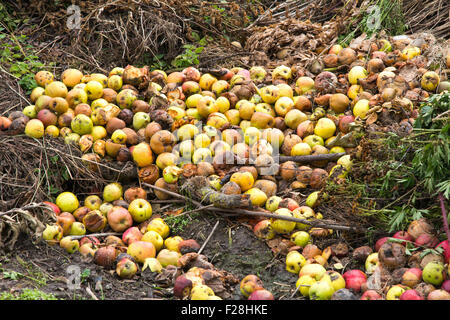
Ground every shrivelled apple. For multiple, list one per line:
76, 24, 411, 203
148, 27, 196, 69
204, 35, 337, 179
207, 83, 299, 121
240, 275, 264, 298
190, 285, 215, 300
42, 224, 64, 244
174, 275, 193, 298
59, 236, 80, 254
253, 219, 276, 240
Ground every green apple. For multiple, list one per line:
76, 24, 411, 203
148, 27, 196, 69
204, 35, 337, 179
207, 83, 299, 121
296, 275, 316, 297
422, 262, 445, 286
103, 182, 123, 203
290, 231, 311, 247
133, 112, 151, 130
309, 280, 334, 300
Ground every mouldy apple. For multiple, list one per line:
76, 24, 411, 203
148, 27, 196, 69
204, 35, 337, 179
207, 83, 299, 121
174, 275, 193, 298
116, 257, 138, 279
422, 261, 445, 286
331, 288, 358, 300
240, 275, 264, 298
285, 251, 306, 274
42, 224, 64, 244
190, 285, 215, 300
94, 246, 117, 269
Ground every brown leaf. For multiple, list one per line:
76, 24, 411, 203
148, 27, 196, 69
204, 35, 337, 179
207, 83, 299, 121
365, 112, 378, 125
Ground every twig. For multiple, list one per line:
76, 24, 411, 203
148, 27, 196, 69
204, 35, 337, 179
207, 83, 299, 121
143, 183, 365, 233
439, 192, 450, 244
69, 232, 122, 240
86, 285, 99, 300
198, 220, 220, 255
277, 152, 346, 163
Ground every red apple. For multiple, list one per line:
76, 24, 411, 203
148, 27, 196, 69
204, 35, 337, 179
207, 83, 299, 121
441, 280, 450, 293
248, 289, 274, 300
122, 226, 143, 245
375, 237, 389, 252
435, 241, 450, 263
400, 289, 424, 300
253, 219, 276, 240
360, 290, 382, 300
79, 236, 100, 247
43, 201, 61, 215
401, 268, 422, 288
343, 269, 367, 292
173, 275, 193, 299
279, 198, 300, 211
393, 231, 413, 245
106, 206, 133, 232
415, 233, 439, 248
338, 115, 355, 134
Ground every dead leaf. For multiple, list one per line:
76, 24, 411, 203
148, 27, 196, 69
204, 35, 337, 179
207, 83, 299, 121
365, 112, 378, 125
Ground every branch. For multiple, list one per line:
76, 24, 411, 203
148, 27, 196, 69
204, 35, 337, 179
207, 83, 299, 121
276, 152, 346, 163
143, 183, 365, 233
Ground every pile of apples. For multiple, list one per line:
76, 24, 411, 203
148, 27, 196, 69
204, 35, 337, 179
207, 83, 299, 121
2, 35, 449, 300
269, 218, 450, 300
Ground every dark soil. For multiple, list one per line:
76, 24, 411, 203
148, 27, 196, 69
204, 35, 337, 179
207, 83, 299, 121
0, 213, 299, 300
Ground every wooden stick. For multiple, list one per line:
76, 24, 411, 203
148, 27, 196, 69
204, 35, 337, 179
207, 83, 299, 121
198, 220, 220, 255
70, 232, 123, 240
276, 152, 346, 163
143, 183, 365, 233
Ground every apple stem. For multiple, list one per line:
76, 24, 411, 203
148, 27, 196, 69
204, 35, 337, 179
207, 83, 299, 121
439, 192, 450, 244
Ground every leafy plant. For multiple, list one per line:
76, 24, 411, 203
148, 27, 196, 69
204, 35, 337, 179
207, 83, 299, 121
0, 288, 57, 300
171, 44, 204, 68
